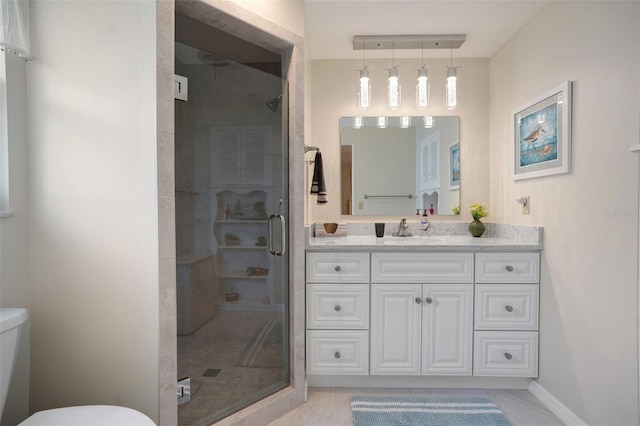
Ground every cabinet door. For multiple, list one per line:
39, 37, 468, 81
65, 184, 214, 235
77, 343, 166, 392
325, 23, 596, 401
421, 284, 473, 375
370, 284, 422, 375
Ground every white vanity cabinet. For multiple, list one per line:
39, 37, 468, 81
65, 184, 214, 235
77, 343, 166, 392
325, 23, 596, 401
306, 253, 370, 375
306, 249, 541, 384
371, 283, 473, 376
473, 252, 540, 377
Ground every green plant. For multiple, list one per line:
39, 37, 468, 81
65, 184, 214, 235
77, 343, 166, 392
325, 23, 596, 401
451, 205, 460, 215
469, 202, 489, 220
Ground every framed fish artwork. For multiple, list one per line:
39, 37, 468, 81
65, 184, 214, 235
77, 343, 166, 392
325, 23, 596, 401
512, 81, 572, 180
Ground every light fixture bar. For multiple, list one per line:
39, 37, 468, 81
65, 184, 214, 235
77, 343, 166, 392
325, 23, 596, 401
353, 34, 466, 51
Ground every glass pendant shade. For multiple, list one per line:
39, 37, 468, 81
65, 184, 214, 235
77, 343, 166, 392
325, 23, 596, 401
446, 67, 458, 110
357, 66, 371, 110
416, 66, 429, 109
353, 116, 363, 129
423, 116, 434, 128
377, 116, 387, 128
387, 66, 401, 110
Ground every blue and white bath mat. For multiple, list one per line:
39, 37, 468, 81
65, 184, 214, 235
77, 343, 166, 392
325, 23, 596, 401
351, 396, 512, 426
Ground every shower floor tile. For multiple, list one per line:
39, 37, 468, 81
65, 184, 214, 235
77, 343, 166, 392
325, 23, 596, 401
178, 310, 285, 425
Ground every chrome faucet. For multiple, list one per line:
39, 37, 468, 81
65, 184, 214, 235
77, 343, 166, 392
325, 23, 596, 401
392, 218, 413, 237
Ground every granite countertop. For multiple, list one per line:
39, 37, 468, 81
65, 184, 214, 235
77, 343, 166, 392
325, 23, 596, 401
306, 222, 543, 252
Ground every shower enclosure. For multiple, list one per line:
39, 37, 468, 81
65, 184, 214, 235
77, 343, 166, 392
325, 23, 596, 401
174, 36, 289, 425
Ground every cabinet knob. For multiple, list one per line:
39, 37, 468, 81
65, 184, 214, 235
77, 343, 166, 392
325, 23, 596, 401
334, 305, 342, 312
505, 265, 514, 272
334, 351, 341, 359
504, 352, 513, 360
425, 297, 433, 304
334, 265, 342, 272
505, 305, 514, 312
415, 297, 422, 304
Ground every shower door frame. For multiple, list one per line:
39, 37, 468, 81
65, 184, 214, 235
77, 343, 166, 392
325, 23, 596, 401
157, 1, 307, 425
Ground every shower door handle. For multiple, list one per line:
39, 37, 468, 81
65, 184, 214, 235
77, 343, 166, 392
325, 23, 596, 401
268, 213, 286, 256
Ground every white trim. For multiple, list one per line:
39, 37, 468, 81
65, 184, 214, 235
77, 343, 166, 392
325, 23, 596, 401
528, 380, 587, 426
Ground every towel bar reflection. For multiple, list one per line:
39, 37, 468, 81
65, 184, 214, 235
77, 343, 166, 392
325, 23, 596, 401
364, 194, 414, 199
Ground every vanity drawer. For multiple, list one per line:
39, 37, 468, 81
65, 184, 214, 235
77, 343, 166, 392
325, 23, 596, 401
307, 284, 370, 329
475, 253, 540, 283
306, 252, 370, 283
371, 252, 474, 283
473, 331, 538, 377
307, 330, 369, 375
475, 285, 539, 330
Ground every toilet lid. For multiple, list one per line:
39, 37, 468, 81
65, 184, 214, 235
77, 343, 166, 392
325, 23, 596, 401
18, 405, 155, 426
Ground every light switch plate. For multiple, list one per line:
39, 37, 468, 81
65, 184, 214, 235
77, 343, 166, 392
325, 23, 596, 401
522, 195, 530, 214
174, 74, 188, 101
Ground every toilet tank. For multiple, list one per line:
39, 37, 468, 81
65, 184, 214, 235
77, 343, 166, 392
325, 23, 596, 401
0, 308, 28, 417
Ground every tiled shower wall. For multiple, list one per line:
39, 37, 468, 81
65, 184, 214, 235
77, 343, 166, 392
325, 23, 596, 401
156, 1, 306, 425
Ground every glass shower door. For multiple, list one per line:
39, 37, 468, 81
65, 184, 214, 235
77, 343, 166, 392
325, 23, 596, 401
175, 41, 289, 425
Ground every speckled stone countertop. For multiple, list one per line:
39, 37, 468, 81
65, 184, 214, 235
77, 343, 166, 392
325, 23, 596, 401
306, 222, 543, 252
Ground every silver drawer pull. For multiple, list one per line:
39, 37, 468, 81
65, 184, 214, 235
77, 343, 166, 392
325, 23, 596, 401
415, 297, 422, 304
334, 351, 341, 359
504, 352, 512, 360
505, 305, 514, 312
334, 305, 342, 312
425, 297, 433, 304
334, 265, 342, 272
505, 265, 514, 272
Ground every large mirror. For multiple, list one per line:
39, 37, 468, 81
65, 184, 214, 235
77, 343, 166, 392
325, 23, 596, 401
340, 116, 460, 216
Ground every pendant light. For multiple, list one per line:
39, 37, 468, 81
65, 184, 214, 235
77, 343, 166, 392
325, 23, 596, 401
416, 42, 429, 109
387, 42, 401, 110
400, 116, 411, 128
446, 42, 459, 110
357, 42, 371, 110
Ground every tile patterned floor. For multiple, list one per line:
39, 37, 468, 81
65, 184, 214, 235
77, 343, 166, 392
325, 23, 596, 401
178, 311, 285, 426
180, 313, 564, 426
269, 387, 565, 426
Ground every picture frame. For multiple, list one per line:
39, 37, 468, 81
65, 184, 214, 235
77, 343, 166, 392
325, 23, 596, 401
449, 142, 460, 189
512, 81, 572, 180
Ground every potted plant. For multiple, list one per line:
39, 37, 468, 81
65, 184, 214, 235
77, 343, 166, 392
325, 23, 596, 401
468, 202, 488, 237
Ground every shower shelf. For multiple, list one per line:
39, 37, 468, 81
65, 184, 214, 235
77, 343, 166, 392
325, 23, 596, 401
218, 246, 267, 250
214, 220, 268, 224
219, 273, 268, 280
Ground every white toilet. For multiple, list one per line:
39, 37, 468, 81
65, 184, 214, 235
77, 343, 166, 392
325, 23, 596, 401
1, 308, 156, 426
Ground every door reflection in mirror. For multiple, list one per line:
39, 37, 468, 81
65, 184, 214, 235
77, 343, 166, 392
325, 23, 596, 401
340, 116, 460, 216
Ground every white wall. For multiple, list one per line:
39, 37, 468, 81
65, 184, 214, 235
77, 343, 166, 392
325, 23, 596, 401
27, 0, 159, 420
489, 2, 640, 424
230, 0, 304, 37
309, 58, 489, 223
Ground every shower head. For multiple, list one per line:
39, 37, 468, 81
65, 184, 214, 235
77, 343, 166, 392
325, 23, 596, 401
265, 94, 283, 112
197, 51, 231, 67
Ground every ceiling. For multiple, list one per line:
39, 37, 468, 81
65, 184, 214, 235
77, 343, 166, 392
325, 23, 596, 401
304, 0, 549, 60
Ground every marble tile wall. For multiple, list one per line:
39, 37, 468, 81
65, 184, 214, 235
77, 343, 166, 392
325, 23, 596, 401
157, 0, 178, 425
159, 1, 306, 425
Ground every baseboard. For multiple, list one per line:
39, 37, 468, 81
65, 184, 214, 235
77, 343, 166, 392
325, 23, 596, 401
308, 375, 530, 389
528, 380, 587, 426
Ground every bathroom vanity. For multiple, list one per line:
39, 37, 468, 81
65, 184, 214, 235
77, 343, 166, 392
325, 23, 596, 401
305, 224, 542, 388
